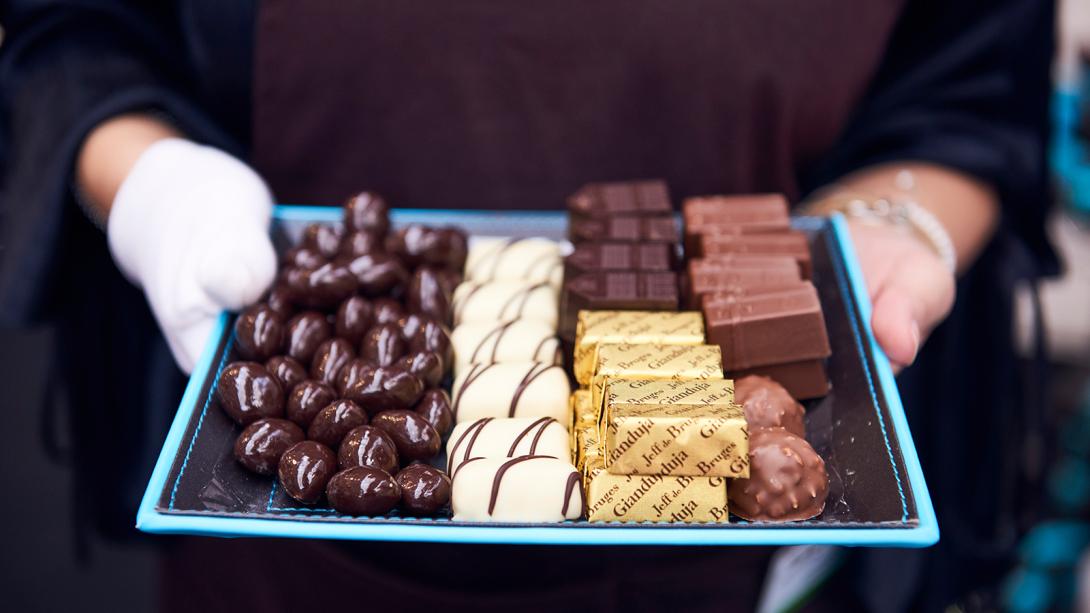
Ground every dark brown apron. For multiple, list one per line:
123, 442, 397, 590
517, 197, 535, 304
253, 0, 904, 208
244, 2, 903, 609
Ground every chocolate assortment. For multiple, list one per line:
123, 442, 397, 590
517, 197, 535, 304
208, 181, 839, 525
215, 193, 461, 517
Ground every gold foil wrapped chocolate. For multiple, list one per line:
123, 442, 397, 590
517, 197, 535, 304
573, 310, 705, 385
590, 343, 724, 414
569, 390, 596, 453
603, 378, 748, 477
575, 424, 603, 472
583, 455, 729, 523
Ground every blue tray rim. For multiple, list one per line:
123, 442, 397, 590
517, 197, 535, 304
136, 207, 939, 547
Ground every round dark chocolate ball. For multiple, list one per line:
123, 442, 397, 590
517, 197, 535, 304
728, 427, 828, 522
310, 337, 356, 386
307, 400, 368, 448
400, 351, 444, 388
341, 365, 424, 416
395, 464, 451, 516
265, 356, 307, 393
286, 380, 337, 428
413, 388, 453, 436
735, 375, 806, 438
234, 418, 305, 475
216, 362, 284, 425
282, 245, 326, 270
338, 425, 399, 473
326, 466, 400, 516
370, 409, 441, 463
406, 265, 452, 324
335, 296, 374, 344
360, 322, 407, 367
343, 191, 390, 235
234, 305, 285, 362
343, 252, 409, 298
285, 311, 332, 364
278, 441, 337, 504
301, 223, 344, 259
339, 230, 385, 259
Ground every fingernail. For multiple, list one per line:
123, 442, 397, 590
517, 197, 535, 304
909, 321, 921, 361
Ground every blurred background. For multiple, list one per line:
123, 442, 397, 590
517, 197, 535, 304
2, 1, 1090, 611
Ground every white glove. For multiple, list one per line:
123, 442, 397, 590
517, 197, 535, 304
108, 138, 277, 373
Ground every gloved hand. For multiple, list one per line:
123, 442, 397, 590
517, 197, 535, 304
107, 138, 277, 373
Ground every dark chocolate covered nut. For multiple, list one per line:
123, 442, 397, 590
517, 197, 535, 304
336, 358, 374, 397
286, 380, 336, 428
302, 223, 344, 259
728, 427, 828, 522
216, 362, 284, 425
413, 388, 453, 436
343, 191, 390, 235
370, 410, 441, 463
279, 266, 313, 302
372, 298, 405, 325
335, 296, 374, 344
340, 230, 384, 259
435, 267, 462, 297
342, 365, 424, 415
278, 441, 337, 504
433, 228, 468, 271
265, 285, 296, 321
344, 252, 409, 297
407, 318, 452, 368
308, 400, 368, 448
401, 351, 444, 388
234, 305, 285, 362
310, 338, 356, 385
326, 466, 400, 516
265, 356, 308, 392
285, 311, 332, 363
361, 322, 407, 367
387, 224, 436, 268
407, 266, 452, 323
338, 425, 399, 473
395, 464, 451, 516
234, 418, 305, 475
399, 313, 427, 341
301, 262, 358, 308
282, 245, 326, 270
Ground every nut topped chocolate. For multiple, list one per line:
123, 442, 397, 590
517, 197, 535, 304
728, 427, 828, 522
734, 375, 805, 437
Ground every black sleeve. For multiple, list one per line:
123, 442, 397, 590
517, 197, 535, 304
803, 0, 1058, 277
0, 0, 243, 324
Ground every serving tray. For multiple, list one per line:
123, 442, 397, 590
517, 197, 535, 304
136, 206, 938, 547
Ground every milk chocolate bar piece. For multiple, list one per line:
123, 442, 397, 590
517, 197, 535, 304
564, 243, 676, 280
703, 283, 831, 371
699, 232, 812, 278
573, 310, 705, 385
590, 343, 724, 415
682, 194, 791, 255
451, 456, 584, 522
603, 378, 748, 477
559, 272, 680, 341
730, 359, 830, 399
569, 216, 680, 244
685, 256, 802, 308
446, 417, 570, 475
567, 179, 672, 219
582, 430, 729, 523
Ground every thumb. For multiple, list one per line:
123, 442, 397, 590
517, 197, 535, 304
870, 259, 954, 368
197, 226, 277, 311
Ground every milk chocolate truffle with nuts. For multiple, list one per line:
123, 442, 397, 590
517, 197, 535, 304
734, 375, 806, 437
728, 427, 828, 522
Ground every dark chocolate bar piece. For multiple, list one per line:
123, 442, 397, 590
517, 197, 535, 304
567, 180, 672, 219
559, 271, 679, 340
703, 283, 831, 370
564, 242, 676, 280
686, 256, 802, 308
729, 358, 830, 399
698, 231, 812, 278
569, 215, 680, 244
